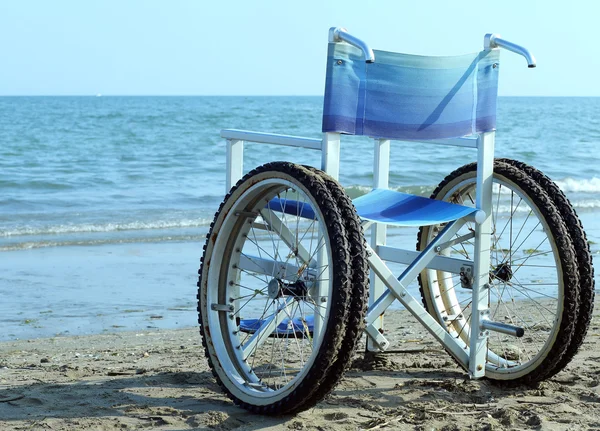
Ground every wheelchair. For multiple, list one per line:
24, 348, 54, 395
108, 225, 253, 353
196, 28, 594, 415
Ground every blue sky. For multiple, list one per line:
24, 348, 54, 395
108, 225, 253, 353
0, 0, 597, 96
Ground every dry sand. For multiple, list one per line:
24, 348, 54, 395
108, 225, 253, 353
1, 298, 600, 431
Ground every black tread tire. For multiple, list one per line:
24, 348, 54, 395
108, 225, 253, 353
197, 161, 355, 415
300, 166, 369, 409
498, 158, 595, 377
417, 161, 579, 384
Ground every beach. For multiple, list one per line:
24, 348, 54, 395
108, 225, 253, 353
3, 96, 600, 342
2, 297, 600, 431
2, 96, 600, 430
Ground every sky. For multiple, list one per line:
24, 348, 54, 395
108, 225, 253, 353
0, 0, 598, 97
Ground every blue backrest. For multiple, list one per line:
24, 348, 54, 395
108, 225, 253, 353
322, 43, 500, 140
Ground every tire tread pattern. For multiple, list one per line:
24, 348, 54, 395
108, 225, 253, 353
498, 158, 594, 377
197, 161, 357, 415
417, 161, 579, 384
299, 166, 369, 410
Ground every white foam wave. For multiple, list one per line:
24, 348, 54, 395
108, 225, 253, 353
1, 218, 213, 238
555, 177, 600, 193
0, 234, 207, 252
346, 178, 600, 199
345, 184, 433, 198
571, 199, 600, 209
475, 197, 600, 215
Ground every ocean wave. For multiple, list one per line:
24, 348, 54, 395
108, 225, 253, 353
571, 199, 600, 209
320, 184, 600, 213
555, 177, 600, 193
0, 218, 213, 238
344, 184, 434, 198
344, 185, 372, 198
3, 191, 599, 242
345, 177, 600, 197
0, 179, 75, 190
0, 234, 208, 252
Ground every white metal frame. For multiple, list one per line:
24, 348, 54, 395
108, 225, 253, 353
221, 127, 495, 377
218, 30, 535, 379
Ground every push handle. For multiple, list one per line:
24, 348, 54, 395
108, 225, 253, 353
329, 27, 375, 63
484, 33, 537, 68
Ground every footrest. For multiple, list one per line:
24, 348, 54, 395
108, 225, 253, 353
481, 320, 525, 337
352, 188, 478, 227
239, 315, 314, 337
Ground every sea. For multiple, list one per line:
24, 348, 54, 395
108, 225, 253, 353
1, 96, 599, 341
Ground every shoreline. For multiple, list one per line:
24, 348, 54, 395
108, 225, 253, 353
2, 299, 600, 430
0, 241, 203, 342
6, 216, 593, 342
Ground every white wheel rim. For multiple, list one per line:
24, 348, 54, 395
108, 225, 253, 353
202, 176, 334, 403
425, 175, 564, 377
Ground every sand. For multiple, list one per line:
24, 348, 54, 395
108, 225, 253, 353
1, 298, 599, 431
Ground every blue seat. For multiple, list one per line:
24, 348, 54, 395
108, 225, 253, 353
352, 188, 478, 226
268, 189, 477, 227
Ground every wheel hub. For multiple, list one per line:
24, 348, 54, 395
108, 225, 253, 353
491, 262, 513, 283
267, 278, 308, 299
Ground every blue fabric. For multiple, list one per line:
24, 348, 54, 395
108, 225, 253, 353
239, 315, 314, 336
269, 189, 477, 227
352, 188, 478, 226
322, 43, 500, 140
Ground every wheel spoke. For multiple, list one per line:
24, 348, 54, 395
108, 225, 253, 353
241, 298, 295, 361
260, 208, 316, 268
419, 161, 573, 382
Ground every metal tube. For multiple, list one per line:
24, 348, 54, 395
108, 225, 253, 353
481, 320, 525, 338
484, 33, 537, 68
221, 129, 322, 150
329, 27, 375, 63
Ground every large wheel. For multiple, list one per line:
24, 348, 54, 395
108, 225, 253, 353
197, 162, 366, 414
300, 166, 369, 410
418, 161, 579, 383
498, 158, 594, 377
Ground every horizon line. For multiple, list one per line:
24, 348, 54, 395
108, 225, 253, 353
1, 94, 599, 98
